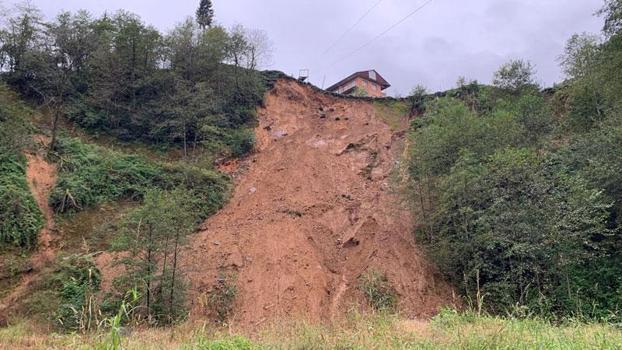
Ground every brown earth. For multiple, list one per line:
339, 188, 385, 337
0, 141, 58, 317
183, 79, 457, 328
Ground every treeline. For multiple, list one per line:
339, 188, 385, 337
0, 2, 272, 157
407, 0, 622, 321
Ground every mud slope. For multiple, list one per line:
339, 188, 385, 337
184, 79, 455, 326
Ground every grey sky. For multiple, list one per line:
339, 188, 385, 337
5, 0, 605, 95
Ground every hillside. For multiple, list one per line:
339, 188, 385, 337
2, 1, 622, 348
180, 79, 455, 326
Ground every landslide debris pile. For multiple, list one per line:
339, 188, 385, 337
184, 79, 455, 326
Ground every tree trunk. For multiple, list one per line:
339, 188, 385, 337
169, 229, 181, 319
160, 232, 171, 298
146, 223, 153, 316
48, 106, 61, 156
183, 121, 188, 159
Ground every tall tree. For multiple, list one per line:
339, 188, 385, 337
599, 0, 622, 37
196, 0, 214, 30
113, 188, 196, 323
493, 59, 538, 94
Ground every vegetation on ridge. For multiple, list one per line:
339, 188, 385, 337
406, 1, 622, 322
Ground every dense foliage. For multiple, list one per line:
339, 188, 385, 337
50, 136, 230, 219
0, 83, 43, 249
407, 1, 622, 321
0, 4, 271, 158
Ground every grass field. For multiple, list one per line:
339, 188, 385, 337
1, 310, 621, 349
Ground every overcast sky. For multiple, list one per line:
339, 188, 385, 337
4, 0, 605, 95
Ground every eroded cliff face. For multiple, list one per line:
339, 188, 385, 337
184, 79, 455, 327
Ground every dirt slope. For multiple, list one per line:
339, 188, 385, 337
184, 79, 455, 327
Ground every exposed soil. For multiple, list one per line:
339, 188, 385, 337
183, 79, 457, 328
0, 141, 58, 317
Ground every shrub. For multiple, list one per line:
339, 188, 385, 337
49, 137, 166, 213
208, 273, 238, 323
0, 84, 43, 249
225, 128, 255, 158
49, 137, 230, 217
358, 270, 397, 312
418, 147, 612, 317
0, 155, 44, 248
52, 255, 102, 332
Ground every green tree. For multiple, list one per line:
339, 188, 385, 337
599, 0, 622, 37
113, 189, 197, 324
493, 59, 538, 94
196, 0, 215, 30
0, 2, 44, 73
561, 33, 601, 80
424, 148, 611, 315
408, 84, 427, 114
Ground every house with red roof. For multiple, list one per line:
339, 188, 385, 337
326, 70, 390, 97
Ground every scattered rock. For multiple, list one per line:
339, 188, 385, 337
227, 249, 244, 268
272, 129, 289, 138
342, 237, 360, 248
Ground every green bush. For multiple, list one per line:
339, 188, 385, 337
49, 137, 166, 213
407, 60, 622, 320
225, 128, 255, 158
358, 270, 397, 312
51, 255, 102, 332
419, 147, 612, 316
208, 273, 238, 323
0, 155, 43, 248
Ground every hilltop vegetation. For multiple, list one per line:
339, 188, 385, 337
406, 1, 622, 322
0, 3, 269, 157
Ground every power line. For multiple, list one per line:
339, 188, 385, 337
322, 0, 385, 56
328, 0, 437, 67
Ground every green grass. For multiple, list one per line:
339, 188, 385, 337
2, 311, 621, 349
373, 100, 411, 131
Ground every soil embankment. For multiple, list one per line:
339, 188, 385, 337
184, 79, 455, 327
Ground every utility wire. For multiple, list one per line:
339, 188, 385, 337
322, 0, 385, 56
328, 0, 437, 67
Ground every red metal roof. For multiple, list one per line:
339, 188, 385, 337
326, 70, 391, 92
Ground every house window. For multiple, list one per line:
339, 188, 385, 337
369, 70, 377, 81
